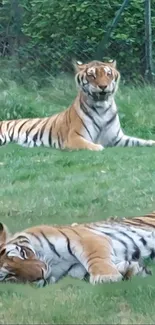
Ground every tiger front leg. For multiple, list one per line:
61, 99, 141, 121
66, 133, 104, 151
71, 232, 123, 284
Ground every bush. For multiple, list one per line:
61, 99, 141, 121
0, 0, 155, 82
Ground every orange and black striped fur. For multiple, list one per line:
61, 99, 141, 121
0, 212, 154, 286
0, 60, 155, 151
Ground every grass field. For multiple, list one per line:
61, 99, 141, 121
0, 76, 155, 323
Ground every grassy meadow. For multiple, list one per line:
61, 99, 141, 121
0, 74, 155, 323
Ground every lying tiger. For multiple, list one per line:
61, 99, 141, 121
0, 60, 155, 150
0, 210, 154, 286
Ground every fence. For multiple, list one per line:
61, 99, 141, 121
0, 0, 154, 85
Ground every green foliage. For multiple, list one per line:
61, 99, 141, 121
0, 0, 155, 81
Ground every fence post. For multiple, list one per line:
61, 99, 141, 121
144, 0, 154, 83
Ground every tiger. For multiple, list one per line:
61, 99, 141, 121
0, 212, 153, 287
72, 211, 155, 270
0, 59, 155, 151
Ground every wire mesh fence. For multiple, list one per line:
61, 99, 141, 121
0, 0, 155, 86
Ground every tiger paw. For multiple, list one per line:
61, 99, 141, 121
92, 144, 104, 151
34, 279, 47, 288
89, 273, 122, 285
123, 261, 146, 280
97, 144, 104, 151
116, 261, 130, 275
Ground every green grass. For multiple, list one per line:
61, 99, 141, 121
0, 76, 155, 323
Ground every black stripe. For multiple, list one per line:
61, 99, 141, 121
23, 119, 40, 136
68, 109, 71, 124
58, 230, 76, 258
23, 132, 28, 144
103, 104, 111, 114
78, 115, 93, 141
60, 263, 78, 279
67, 263, 78, 274
11, 236, 30, 245
100, 231, 128, 261
85, 225, 98, 231
85, 225, 128, 260
14, 235, 28, 241
134, 218, 155, 228
1, 137, 6, 145
124, 138, 130, 147
132, 139, 136, 146
92, 105, 100, 116
27, 232, 43, 247
143, 214, 155, 219
106, 112, 117, 127
57, 134, 61, 149
150, 249, 155, 259
123, 220, 142, 226
81, 75, 84, 85
86, 250, 97, 265
119, 230, 141, 260
5, 121, 12, 140
9, 120, 21, 142
32, 131, 40, 143
0, 122, 6, 145
91, 92, 108, 101
77, 74, 80, 85
129, 229, 148, 249
53, 114, 60, 128
40, 119, 49, 140
87, 254, 104, 266
136, 140, 140, 146
15, 120, 30, 141
70, 228, 81, 237
140, 237, 147, 246
114, 136, 123, 146
112, 128, 121, 145
55, 263, 88, 282
87, 223, 113, 230
132, 249, 140, 260
27, 120, 41, 135
75, 131, 85, 138
48, 125, 53, 146
23, 126, 32, 144
80, 102, 101, 132
22, 120, 42, 144
6, 121, 12, 129
88, 257, 105, 270
40, 231, 60, 257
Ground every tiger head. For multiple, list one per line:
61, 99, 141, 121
74, 59, 120, 99
0, 223, 46, 285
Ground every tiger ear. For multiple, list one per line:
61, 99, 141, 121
72, 59, 87, 72
0, 223, 10, 244
108, 59, 117, 68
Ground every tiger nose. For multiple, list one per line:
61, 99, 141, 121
99, 85, 106, 90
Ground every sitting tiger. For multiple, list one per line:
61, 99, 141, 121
0, 60, 155, 150
0, 211, 154, 287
